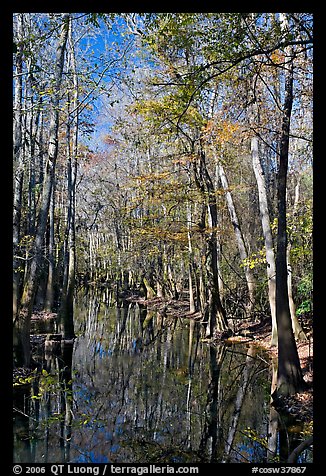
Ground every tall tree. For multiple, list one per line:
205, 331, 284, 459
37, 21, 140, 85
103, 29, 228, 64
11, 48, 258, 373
274, 14, 305, 397
14, 13, 70, 367
58, 16, 78, 338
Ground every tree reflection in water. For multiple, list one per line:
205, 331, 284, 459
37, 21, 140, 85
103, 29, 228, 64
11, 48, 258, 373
13, 291, 312, 463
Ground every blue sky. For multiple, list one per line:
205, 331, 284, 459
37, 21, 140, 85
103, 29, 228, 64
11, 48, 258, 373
75, 14, 150, 151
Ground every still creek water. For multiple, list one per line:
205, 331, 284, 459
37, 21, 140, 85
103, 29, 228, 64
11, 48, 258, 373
13, 291, 312, 464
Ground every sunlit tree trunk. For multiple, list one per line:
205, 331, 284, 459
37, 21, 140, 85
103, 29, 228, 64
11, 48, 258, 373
218, 162, 256, 313
45, 186, 55, 311
26, 56, 40, 241
187, 203, 196, 313
251, 132, 278, 345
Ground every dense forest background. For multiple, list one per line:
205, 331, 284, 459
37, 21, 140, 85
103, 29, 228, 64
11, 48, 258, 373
12, 13, 313, 399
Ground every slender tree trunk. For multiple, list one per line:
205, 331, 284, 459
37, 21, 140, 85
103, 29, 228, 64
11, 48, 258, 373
35, 96, 44, 175
205, 204, 228, 336
58, 73, 72, 334
218, 162, 256, 313
213, 164, 224, 301
188, 264, 196, 313
275, 43, 304, 397
251, 133, 278, 345
45, 186, 55, 311
187, 204, 196, 313
14, 14, 70, 367
26, 58, 39, 240
287, 177, 306, 341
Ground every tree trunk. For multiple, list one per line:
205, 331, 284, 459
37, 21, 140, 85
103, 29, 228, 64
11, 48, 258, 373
187, 204, 196, 313
45, 186, 55, 311
251, 134, 278, 345
218, 162, 256, 313
143, 277, 156, 299
205, 217, 228, 336
26, 57, 39, 240
275, 25, 304, 396
194, 146, 228, 337
14, 14, 70, 367
155, 245, 165, 298
287, 247, 306, 341
58, 22, 78, 338
287, 178, 306, 341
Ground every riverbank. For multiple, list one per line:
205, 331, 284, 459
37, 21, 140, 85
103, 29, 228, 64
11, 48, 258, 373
240, 319, 313, 424
130, 296, 313, 425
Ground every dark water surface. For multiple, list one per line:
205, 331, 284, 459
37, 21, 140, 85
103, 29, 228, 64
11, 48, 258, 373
13, 291, 312, 464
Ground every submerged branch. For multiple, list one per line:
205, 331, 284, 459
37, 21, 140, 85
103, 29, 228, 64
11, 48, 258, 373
287, 436, 313, 463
